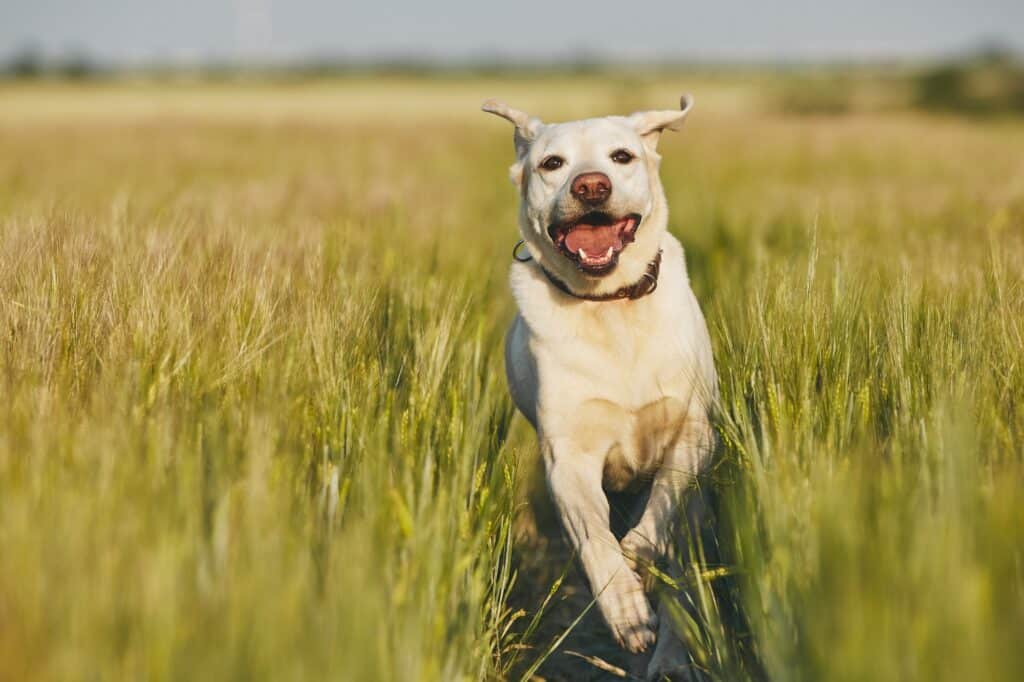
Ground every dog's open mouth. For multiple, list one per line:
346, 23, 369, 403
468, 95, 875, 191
548, 212, 642, 275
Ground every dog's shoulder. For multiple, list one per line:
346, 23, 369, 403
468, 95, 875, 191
656, 233, 718, 390
657, 233, 690, 287
508, 260, 573, 341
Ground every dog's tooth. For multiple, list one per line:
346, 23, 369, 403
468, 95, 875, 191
578, 247, 590, 260
604, 246, 614, 259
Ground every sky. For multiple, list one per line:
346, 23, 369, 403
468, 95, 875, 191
2, 0, 1023, 65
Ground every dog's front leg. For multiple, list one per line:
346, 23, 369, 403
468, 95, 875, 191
620, 415, 713, 572
543, 440, 658, 653
620, 417, 713, 680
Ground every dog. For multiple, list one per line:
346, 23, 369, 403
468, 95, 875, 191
483, 95, 717, 679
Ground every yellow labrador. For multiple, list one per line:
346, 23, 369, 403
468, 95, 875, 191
484, 95, 717, 679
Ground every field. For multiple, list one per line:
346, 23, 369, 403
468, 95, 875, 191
1, 74, 1022, 681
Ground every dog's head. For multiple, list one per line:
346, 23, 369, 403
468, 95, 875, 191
483, 96, 693, 294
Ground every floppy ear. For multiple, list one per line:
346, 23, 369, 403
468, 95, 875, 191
627, 94, 694, 149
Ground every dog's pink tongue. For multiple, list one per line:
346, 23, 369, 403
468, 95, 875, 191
564, 225, 621, 255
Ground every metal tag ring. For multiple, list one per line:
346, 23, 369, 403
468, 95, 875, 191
512, 239, 533, 262
641, 271, 658, 294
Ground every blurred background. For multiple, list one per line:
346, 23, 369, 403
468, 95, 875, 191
2, 0, 1024, 116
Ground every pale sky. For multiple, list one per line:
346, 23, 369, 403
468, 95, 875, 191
2, 0, 1023, 64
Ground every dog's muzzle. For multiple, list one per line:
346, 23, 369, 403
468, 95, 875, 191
548, 212, 642, 275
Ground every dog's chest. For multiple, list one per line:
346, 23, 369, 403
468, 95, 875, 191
544, 301, 693, 401
596, 395, 690, 492
536, 303, 701, 490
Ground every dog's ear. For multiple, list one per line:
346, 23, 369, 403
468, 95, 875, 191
627, 94, 694, 149
482, 99, 543, 187
481, 99, 543, 157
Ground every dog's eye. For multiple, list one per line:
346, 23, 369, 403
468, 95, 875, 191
540, 156, 565, 171
610, 149, 635, 164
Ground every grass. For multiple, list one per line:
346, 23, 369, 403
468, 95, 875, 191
0, 76, 1022, 681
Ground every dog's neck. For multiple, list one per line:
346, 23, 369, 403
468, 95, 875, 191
538, 250, 663, 301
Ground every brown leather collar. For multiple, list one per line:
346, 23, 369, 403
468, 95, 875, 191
540, 250, 662, 302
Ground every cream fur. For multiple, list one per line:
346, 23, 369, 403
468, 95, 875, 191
485, 96, 716, 678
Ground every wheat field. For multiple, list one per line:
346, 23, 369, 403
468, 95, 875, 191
1, 75, 1022, 681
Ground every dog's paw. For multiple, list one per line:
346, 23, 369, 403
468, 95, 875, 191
598, 568, 657, 653
621, 529, 662, 573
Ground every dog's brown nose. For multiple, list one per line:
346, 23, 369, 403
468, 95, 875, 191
570, 172, 612, 205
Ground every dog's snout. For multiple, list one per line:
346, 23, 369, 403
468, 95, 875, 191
571, 172, 612, 205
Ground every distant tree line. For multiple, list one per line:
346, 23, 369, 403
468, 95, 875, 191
0, 46, 623, 81
4, 42, 1023, 117
914, 47, 1024, 115
4, 45, 102, 79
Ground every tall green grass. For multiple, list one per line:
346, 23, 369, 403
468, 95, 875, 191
0, 79, 1022, 681
0, 113, 526, 680
707, 241, 1024, 681
672, 115, 1024, 680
